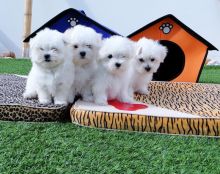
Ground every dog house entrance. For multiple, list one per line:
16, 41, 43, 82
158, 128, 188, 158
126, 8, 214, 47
153, 40, 185, 81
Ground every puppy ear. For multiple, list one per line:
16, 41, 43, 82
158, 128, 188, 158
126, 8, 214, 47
128, 40, 136, 58
62, 32, 69, 46
63, 28, 73, 44
136, 46, 142, 56
96, 33, 103, 48
29, 37, 37, 59
64, 28, 72, 36
96, 38, 107, 62
159, 45, 168, 62
63, 39, 68, 46
29, 38, 34, 49
43, 27, 50, 32
29, 35, 37, 50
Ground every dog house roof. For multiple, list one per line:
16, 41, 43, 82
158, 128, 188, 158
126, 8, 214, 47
128, 14, 218, 51
23, 8, 119, 42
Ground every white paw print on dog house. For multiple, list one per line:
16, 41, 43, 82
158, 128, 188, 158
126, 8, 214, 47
159, 23, 173, 34
68, 17, 78, 27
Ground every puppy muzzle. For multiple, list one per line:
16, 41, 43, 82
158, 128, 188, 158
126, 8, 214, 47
44, 54, 51, 62
80, 51, 86, 58
145, 66, 151, 72
115, 63, 121, 68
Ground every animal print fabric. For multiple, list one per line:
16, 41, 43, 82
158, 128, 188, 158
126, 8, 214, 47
71, 108, 220, 136
135, 81, 220, 117
0, 74, 68, 121
70, 81, 220, 136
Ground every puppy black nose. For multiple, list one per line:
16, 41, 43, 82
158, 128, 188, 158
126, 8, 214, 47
115, 63, 121, 68
44, 54, 51, 62
80, 51, 86, 57
145, 66, 151, 72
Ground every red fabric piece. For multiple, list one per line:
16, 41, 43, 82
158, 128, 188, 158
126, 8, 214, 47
108, 99, 147, 111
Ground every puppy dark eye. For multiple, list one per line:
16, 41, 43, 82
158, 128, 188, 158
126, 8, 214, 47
73, 45, 78, 49
151, 58, 155, 62
51, 47, 58, 51
40, 48, 44, 51
139, 58, 144, 62
108, 54, 113, 59
86, 44, 92, 49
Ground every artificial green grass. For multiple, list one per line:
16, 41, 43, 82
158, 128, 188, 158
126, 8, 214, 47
0, 58, 31, 75
199, 65, 220, 83
0, 59, 220, 174
1, 122, 220, 174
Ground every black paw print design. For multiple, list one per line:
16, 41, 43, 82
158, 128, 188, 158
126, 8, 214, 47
159, 23, 173, 34
68, 18, 79, 27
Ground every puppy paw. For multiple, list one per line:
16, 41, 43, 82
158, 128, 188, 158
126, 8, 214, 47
67, 94, 74, 104
54, 100, 68, 106
94, 99, 108, 106
120, 96, 134, 104
23, 92, 30, 99
83, 95, 94, 102
39, 99, 52, 105
23, 91, 37, 99
137, 88, 150, 95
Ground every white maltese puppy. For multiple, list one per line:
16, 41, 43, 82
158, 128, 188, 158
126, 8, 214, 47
23, 28, 75, 105
130, 37, 167, 95
64, 25, 102, 101
92, 35, 135, 105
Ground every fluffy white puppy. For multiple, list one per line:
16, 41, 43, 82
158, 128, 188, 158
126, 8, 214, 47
130, 37, 167, 95
92, 35, 135, 105
23, 28, 75, 105
64, 25, 102, 101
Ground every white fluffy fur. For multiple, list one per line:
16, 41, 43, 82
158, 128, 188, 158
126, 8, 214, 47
130, 37, 167, 95
64, 25, 102, 101
23, 28, 75, 105
92, 35, 135, 105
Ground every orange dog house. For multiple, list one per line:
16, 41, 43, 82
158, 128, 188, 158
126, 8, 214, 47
128, 14, 218, 82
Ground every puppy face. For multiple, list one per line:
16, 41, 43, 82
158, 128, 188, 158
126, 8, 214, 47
64, 25, 102, 66
30, 28, 66, 69
99, 35, 134, 74
134, 38, 167, 74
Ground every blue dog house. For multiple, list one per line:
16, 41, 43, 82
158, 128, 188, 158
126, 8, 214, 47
24, 8, 119, 42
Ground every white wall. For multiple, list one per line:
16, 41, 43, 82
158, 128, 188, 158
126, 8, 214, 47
0, 1, 23, 54
0, 0, 69, 57
0, 0, 220, 59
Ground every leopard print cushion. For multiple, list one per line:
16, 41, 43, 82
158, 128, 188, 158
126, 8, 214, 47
0, 74, 69, 121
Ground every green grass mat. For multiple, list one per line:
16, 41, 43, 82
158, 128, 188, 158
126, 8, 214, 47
0, 59, 31, 75
199, 65, 220, 83
0, 59, 220, 173
1, 122, 220, 174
